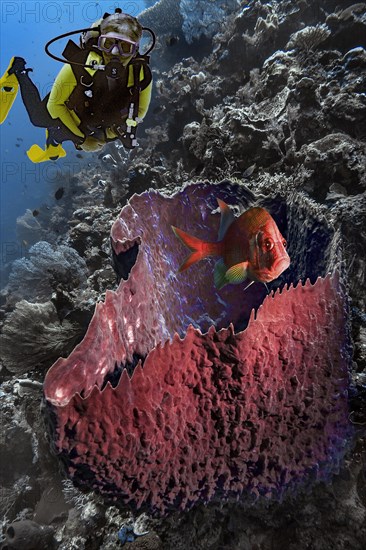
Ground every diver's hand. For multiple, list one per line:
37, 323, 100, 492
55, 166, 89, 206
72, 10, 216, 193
75, 136, 85, 146
79, 137, 105, 152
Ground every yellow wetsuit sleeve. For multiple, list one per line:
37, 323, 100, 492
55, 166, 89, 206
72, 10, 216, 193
138, 80, 152, 119
126, 65, 152, 120
47, 64, 85, 138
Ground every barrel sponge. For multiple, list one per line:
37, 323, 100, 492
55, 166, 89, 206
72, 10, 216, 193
44, 182, 352, 514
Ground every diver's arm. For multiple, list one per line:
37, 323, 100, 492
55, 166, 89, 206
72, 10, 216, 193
125, 64, 152, 122
137, 65, 152, 120
138, 80, 152, 120
47, 64, 85, 138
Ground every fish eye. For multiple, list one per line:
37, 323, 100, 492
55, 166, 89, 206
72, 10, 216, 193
283, 240, 287, 248
264, 238, 274, 251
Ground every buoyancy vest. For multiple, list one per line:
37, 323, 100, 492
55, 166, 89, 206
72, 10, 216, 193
62, 40, 152, 131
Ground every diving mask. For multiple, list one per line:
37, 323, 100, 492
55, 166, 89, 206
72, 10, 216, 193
98, 33, 138, 57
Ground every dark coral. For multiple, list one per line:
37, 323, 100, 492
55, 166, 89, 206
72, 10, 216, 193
0, 300, 83, 374
2, 520, 54, 550
138, 0, 366, 194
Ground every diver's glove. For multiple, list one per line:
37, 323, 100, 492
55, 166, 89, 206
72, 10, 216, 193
8, 57, 33, 77
46, 135, 60, 148
79, 137, 105, 152
73, 135, 87, 150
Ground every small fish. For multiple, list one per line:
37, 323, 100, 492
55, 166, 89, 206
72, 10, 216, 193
55, 187, 64, 200
243, 164, 256, 178
172, 199, 290, 290
76, 153, 83, 158
32, 209, 39, 217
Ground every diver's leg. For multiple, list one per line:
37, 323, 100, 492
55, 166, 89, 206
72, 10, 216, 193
47, 125, 84, 146
9, 57, 54, 127
10, 58, 84, 147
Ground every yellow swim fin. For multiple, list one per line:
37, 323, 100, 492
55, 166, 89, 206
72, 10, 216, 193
0, 57, 19, 124
27, 129, 67, 163
27, 143, 66, 163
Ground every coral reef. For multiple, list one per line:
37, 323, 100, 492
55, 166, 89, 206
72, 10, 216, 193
5, 242, 88, 304
1, 0, 366, 547
180, 0, 240, 44
286, 23, 331, 51
140, 0, 366, 187
0, 300, 82, 374
139, 0, 183, 39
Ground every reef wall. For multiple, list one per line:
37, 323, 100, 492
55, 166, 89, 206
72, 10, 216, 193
1, 0, 365, 546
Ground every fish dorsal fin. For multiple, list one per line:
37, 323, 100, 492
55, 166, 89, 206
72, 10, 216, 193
225, 262, 248, 284
241, 207, 270, 234
217, 198, 235, 241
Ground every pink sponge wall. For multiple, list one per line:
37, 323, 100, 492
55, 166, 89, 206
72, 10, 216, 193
44, 183, 352, 513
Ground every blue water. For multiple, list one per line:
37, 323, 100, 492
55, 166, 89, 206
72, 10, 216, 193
0, 0, 149, 269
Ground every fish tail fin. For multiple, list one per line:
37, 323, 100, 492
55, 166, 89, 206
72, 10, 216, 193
172, 226, 219, 272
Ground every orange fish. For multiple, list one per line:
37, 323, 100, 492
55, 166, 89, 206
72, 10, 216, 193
172, 199, 290, 290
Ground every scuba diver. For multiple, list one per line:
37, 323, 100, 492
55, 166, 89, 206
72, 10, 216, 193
0, 8, 154, 163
